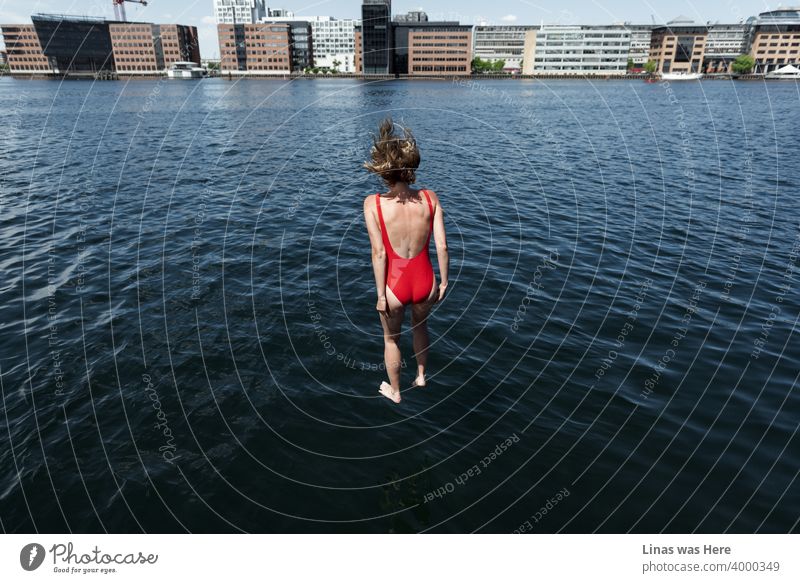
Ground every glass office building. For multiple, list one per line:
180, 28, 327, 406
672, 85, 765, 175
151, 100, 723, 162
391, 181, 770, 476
361, 0, 392, 74
32, 14, 115, 73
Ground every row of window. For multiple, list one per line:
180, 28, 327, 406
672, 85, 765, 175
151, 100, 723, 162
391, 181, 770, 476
757, 57, 800, 63
411, 56, 469, 62
411, 65, 468, 72
110, 34, 151, 40
113, 41, 182, 47
538, 42, 632, 47
413, 50, 469, 55
412, 42, 469, 48
411, 35, 470, 41
10, 64, 50, 70
243, 50, 289, 56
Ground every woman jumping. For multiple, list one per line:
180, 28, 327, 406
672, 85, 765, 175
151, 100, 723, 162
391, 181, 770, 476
363, 118, 449, 404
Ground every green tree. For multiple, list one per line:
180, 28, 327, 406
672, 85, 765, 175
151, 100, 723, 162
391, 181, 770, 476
644, 60, 657, 75
492, 59, 506, 72
731, 54, 755, 75
627, 57, 634, 70
332, 59, 341, 74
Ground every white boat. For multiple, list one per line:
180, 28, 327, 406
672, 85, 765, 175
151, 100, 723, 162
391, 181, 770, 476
661, 72, 703, 81
167, 62, 205, 79
766, 64, 800, 79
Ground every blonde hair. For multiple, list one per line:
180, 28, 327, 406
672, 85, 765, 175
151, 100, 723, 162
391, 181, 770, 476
364, 117, 420, 185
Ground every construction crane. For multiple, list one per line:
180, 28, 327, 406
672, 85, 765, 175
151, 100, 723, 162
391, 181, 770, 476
113, 0, 148, 22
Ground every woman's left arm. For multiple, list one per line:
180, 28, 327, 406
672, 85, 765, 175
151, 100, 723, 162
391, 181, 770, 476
363, 196, 389, 314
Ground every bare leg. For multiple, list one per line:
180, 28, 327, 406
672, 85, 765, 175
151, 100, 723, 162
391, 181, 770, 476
378, 288, 405, 403
411, 281, 437, 388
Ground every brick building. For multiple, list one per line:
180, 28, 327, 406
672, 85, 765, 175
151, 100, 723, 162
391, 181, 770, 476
218, 23, 293, 74
1, 15, 198, 75
406, 26, 472, 75
649, 17, 708, 74
110, 23, 200, 74
355, 10, 472, 76
0, 24, 52, 73
354, 29, 362, 73
749, 8, 800, 74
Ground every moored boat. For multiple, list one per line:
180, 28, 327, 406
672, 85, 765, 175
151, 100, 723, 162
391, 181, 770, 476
661, 72, 703, 81
167, 62, 205, 79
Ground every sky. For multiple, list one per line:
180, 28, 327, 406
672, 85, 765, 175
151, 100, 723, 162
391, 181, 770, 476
0, 0, 782, 58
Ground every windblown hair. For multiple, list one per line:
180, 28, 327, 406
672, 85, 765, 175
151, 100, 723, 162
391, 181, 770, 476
364, 118, 420, 185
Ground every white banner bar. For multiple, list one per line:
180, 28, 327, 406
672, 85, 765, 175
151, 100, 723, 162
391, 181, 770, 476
1, 534, 796, 582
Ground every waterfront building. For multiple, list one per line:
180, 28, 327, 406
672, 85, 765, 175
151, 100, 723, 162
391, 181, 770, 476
356, 2, 471, 76
531, 25, 632, 75
400, 22, 472, 75
0, 50, 7, 66
521, 29, 537, 75
110, 23, 200, 74
625, 24, 654, 66
0, 23, 52, 73
703, 23, 751, 73
310, 18, 359, 72
361, 0, 392, 74
218, 23, 291, 74
213, 0, 267, 25
749, 7, 800, 74
649, 16, 708, 74
1, 14, 199, 75
354, 29, 363, 72
356, 19, 471, 76
258, 15, 359, 72
282, 20, 313, 70
30, 14, 116, 74
473, 25, 538, 71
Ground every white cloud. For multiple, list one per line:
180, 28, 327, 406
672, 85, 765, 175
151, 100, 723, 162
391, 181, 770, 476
202, 15, 216, 25
501, 14, 518, 23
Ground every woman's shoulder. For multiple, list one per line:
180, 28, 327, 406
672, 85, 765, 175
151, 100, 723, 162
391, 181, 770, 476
419, 188, 440, 205
363, 193, 381, 208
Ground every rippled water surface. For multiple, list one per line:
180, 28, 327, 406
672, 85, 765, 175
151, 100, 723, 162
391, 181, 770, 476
0, 77, 798, 533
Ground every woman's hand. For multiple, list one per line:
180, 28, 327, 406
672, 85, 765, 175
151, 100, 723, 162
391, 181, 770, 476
376, 295, 389, 315
437, 282, 448, 303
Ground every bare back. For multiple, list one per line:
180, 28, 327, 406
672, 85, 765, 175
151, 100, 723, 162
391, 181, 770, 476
376, 190, 435, 259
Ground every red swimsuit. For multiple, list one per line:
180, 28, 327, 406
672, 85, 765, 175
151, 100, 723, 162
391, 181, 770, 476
375, 190, 435, 306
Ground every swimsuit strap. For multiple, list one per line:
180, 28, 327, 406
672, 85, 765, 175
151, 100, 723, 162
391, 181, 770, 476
375, 194, 394, 254
422, 190, 434, 245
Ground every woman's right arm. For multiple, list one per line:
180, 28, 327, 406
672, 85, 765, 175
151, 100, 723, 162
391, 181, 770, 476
431, 192, 449, 302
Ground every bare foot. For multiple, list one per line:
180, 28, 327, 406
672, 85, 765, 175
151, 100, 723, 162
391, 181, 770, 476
379, 381, 401, 404
413, 374, 426, 388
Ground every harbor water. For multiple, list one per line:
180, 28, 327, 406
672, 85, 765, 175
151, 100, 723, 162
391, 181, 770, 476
0, 77, 798, 533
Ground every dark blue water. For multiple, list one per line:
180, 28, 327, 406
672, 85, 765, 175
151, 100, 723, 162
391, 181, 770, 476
0, 77, 798, 533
